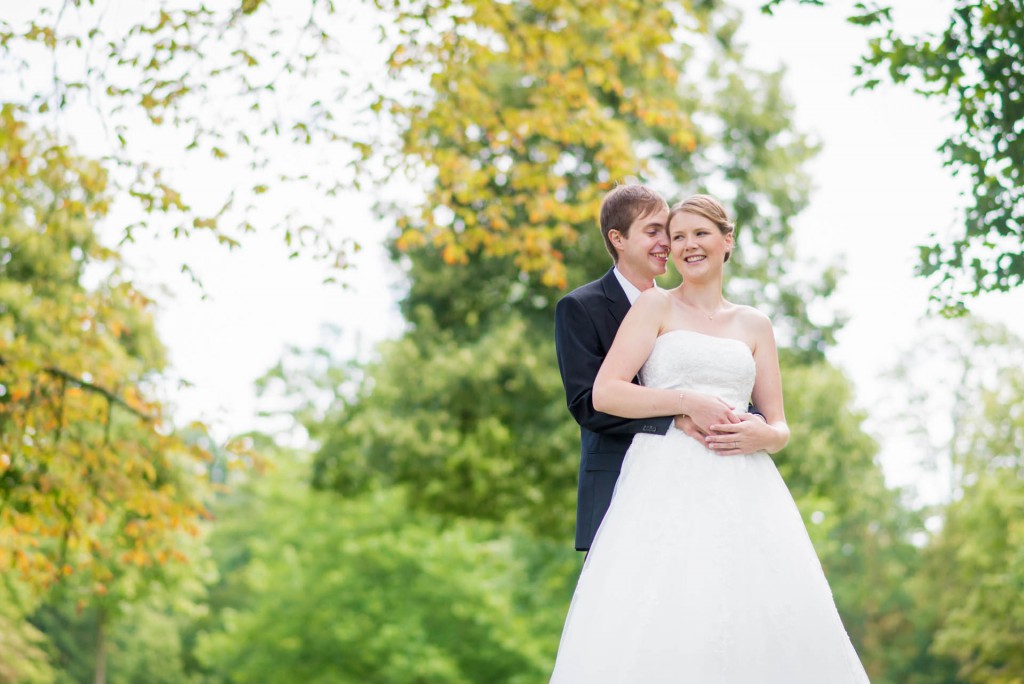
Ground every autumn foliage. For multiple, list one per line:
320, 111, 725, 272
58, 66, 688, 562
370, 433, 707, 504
371, 0, 704, 288
0, 106, 211, 596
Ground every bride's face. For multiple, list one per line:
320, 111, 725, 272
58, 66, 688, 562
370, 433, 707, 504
668, 212, 733, 278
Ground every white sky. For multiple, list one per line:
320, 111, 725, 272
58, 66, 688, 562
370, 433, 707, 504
15, 1, 1019, 503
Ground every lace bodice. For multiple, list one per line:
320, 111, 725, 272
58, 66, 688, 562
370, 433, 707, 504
638, 330, 755, 408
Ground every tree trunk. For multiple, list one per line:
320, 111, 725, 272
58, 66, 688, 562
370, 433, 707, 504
93, 608, 106, 684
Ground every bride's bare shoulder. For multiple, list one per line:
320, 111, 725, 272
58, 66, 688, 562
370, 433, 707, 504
634, 287, 673, 309
623, 288, 673, 330
733, 304, 774, 334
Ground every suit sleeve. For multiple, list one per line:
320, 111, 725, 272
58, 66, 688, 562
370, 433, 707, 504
555, 294, 673, 436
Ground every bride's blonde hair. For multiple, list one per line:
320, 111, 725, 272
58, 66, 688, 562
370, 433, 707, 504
668, 194, 735, 262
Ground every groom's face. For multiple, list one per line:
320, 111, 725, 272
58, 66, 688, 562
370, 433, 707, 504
614, 207, 670, 281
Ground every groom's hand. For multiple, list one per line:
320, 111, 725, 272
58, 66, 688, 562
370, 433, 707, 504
674, 414, 707, 445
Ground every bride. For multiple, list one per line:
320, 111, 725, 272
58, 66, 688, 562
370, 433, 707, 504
549, 195, 870, 683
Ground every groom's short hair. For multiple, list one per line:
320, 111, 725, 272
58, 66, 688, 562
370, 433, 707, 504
600, 184, 668, 262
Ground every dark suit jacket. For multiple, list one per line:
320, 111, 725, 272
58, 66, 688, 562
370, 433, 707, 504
554, 269, 673, 551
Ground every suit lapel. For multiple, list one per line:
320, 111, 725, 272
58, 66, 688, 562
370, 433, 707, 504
600, 268, 631, 328
600, 269, 644, 385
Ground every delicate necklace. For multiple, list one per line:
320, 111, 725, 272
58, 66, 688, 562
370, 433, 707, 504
688, 298, 724, 320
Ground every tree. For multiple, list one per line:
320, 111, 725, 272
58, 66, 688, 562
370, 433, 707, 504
309, 308, 581, 538
366, 0, 837, 352
887, 319, 1024, 683
762, 0, 1024, 310
309, 0, 838, 534
0, 1, 369, 279
301, 4, 921, 677
2, 0, 836, 298
0, 106, 208, 586
299, 268, 931, 681
0, 108, 243, 682
779, 361, 942, 683
926, 468, 1024, 684
885, 317, 1024, 503
30, 570, 209, 684
194, 454, 580, 683
0, 591, 54, 684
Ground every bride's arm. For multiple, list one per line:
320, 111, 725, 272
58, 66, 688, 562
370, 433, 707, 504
724, 311, 786, 450
593, 290, 738, 430
708, 311, 789, 454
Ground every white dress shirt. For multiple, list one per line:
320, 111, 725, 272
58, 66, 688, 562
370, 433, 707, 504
612, 266, 644, 305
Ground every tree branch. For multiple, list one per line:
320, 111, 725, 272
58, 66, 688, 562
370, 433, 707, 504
43, 365, 156, 423
0, 355, 157, 422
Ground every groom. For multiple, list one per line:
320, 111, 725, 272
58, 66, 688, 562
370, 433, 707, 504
555, 184, 757, 552
554, 184, 683, 552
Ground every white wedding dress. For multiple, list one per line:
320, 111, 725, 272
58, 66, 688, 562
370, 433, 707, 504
550, 330, 870, 683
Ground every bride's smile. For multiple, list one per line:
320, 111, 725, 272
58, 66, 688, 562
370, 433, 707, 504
669, 209, 734, 277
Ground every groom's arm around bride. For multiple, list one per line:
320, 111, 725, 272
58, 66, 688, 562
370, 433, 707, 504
555, 272, 675, 552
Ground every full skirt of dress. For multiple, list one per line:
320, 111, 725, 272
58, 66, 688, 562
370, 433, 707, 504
550, 332, 870, 683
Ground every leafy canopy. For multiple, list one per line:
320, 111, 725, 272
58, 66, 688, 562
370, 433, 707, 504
763, 0, 1024, 311
0, 107, 217, 598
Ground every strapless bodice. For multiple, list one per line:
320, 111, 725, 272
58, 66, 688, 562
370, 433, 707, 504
638, 329, 755, 408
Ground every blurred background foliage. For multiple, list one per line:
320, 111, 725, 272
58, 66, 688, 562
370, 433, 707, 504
2, 0, 1023, 682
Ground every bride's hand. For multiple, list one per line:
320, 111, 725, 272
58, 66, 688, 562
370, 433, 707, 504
680, 392, 738, 434
705, 412, 778, 455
